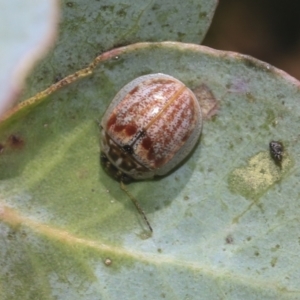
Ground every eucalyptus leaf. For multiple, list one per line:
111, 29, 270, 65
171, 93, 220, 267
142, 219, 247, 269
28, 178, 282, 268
1, 42, 300, 299
23, 0, 218, 100
0, 0, 57, 116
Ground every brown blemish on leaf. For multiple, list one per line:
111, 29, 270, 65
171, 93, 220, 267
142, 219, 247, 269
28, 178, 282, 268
0, 144, 4, 153
7, 134, 24, 150
192, 84, 219, 119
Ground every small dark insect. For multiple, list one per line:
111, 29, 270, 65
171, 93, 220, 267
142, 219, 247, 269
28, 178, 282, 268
269, 141, 283, 164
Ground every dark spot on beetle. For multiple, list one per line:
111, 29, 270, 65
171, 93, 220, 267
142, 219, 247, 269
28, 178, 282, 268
7, 135, 24, 149
114, 124, 126, 132
125, 124, 137, 136
122, 145, 133, 154
181, 133, 190, 143
141, 136, 152, 150
225, 235, 234, 244
107, 114, 117, 129
0, 144, 4, 153
129, 86, 139, 95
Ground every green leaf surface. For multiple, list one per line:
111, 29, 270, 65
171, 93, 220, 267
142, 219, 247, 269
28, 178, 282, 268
1, 42, 300, 299
23, 0, 218, 100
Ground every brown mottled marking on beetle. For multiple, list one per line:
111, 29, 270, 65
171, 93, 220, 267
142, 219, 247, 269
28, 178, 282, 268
141, 136, 152, 150
142, 90, 196, 167
125, 124, 137, 136
181, 132, 190, 143
107, 113, 117, 129
107, 79, 186, 146
0, 144, 4, 153
130, 85, 198, 169
151, 79, 174, 85
121, 80, 174, 121
147, 147, 156, 162
129, 86, 139, 95
114, 124, 126, 132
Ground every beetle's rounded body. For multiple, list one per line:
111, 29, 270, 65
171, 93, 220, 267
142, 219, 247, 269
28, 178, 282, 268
100, 73, 202, 181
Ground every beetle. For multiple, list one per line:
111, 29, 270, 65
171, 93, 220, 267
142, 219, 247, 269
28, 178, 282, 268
100, 73, 203, 232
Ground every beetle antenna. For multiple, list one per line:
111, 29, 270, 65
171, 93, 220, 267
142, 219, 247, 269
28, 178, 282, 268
120, 181, 153, 233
